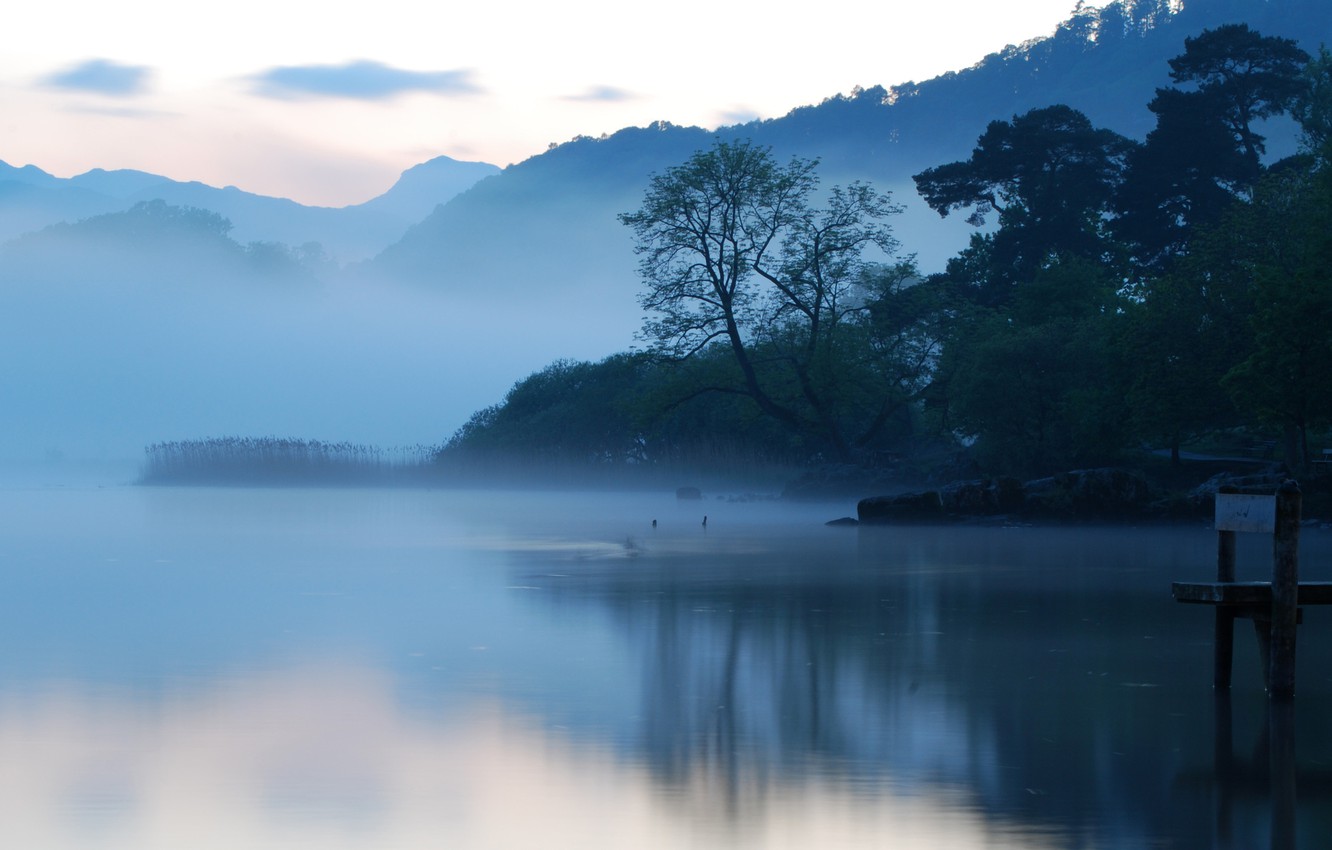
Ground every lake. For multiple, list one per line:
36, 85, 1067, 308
1, 483, 1330, 848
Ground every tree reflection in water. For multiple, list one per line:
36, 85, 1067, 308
516, 523, 1332, 848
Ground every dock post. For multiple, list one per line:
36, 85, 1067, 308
1269, 480, 1301, 699
1215, 486, 1238, 690
1269, 699, 1297, 850
1213, 693, 1235, 846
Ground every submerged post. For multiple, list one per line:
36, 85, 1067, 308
1269, 480, 1301, 699
1215, 486, 1238, 689
1269, 699, 1297, 850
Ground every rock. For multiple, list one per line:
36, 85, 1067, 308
1022, 468, 1158, 520
860, 478, 1024, 524
859, 468, 1163, 523
1188, 468, 1287, 512
676, 486, 702, 500
1171, 467, 1298, 520
858, 490, 945, 524
825, 516, 859, 527
939, 477, 1025, 515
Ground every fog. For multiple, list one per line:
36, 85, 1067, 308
883, 180, 980, 271
0, 253, 642, 476
0, 144, 980, 488
0, 195, 972, 485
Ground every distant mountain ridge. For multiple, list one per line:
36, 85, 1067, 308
4, 0, 1326, 280
0, 155, 500, 263
3, 0, 1330, 466
368, 0, 1331, 294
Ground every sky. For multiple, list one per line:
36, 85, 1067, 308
2, 1, 1094, 208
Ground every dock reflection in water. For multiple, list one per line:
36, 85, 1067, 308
1180, 694, 1332, 850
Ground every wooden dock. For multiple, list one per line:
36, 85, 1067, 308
1172, 581, 1332, 606
1171, 481, 1326, 699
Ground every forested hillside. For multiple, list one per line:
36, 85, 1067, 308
442, 19, 1332, 492
371, 0, 1332, 292
7, 0, 1331, 480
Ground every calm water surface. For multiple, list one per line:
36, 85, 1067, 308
1, 484, 1330, 849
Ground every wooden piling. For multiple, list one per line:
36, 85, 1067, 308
1213, 693, 1235, 847
1269, 480, 1301, 699
1215, 486, 1238, 690
1269, 699, 1297, 850
1174, 480, 1315, 699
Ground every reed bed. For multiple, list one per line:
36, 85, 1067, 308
140, 437, 438, 486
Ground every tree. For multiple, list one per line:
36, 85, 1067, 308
438, 350, 837, 478
1114, 87, 1249, 268
1120, 268, 1246, 465
912, 105, 1133, 303
1295, 46, 1332, 156
1221, 163, 1332, 470
1114, 25, 1310, 269
619, 140, 916, 461
1167, 24, 1309, 167
442, 355, 654, 467
940, 257, 1130, 475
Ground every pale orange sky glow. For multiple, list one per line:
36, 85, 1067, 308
0, 1, 1099, 206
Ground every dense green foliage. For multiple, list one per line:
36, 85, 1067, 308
444, 24, 1332, 482
919, 23, 1331, 475
436, 352, 847, 482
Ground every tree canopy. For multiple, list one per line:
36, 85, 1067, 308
1115, 24, 1310, 269
620, 140, 926, 462
446, 24, 1332, 484
913, 105, 1134, 303
1167, 23, 1310, 165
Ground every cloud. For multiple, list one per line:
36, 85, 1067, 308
42, 59, 153, 97
63, 104, 178, 119
563, 85, 636, 103
250, 60, 481, 101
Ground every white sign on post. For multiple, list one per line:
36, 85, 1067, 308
1215, 493, 1276, 533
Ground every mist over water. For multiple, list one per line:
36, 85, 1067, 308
0, 150, 974, 479
0, 260, 641, 472
3, 484, 1331, 847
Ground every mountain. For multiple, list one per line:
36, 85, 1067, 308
351, 156, 502, 225
0, 199, 317, 290
4, 0, 1330, 469
0, 194, 527, 468
0, 155, 500, 263
369, 124, 717, 337
367, 0, 1331, 309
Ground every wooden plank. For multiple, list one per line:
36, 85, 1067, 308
1172, 581, 1332, 605
1215, 493, 1276, 533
